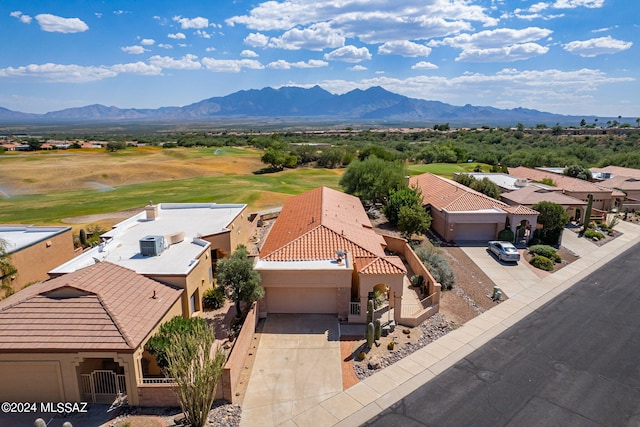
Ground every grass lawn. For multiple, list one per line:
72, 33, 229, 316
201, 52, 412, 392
407, 162, 491, 178
0, 167, 343, 225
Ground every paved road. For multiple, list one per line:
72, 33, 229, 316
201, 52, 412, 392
365, 242, 640, 427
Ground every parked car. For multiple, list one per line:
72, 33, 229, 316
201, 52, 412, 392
488, 241, 521, 262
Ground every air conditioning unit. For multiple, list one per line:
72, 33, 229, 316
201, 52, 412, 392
514, 178, 528, 187
139, 235, 165, 257
601, 172, 611, 179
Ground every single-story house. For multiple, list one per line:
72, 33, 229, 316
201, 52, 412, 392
409, 173, 539, 243
0, 262, 183, 406
500, 185, 588, 223
0, 225, 75, 297
508, 167, 625, 213
255, 187, 438, 325
591, 166, 640, 211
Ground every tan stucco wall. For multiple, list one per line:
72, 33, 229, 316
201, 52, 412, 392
203, 206, 255, 256
566, 190, 614, 210
441, 210, 506, 241
8, 229, 75, 293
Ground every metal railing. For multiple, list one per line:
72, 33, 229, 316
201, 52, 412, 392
80, 371, 127, 403
141, 377, 176, 384
350, 301, 360, 316
401, 293, 436, 317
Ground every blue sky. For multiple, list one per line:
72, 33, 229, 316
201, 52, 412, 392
1, 0, 636, 117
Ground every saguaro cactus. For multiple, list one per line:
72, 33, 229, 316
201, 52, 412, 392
366, 322, 374, 348
374, 319, 381, 340
366, 299, 374, 324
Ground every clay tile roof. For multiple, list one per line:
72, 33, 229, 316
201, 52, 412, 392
508, 167, 609, 193
409, 173, 510, 211
502, 204, 542, 215
261, 187, 386, 260
260, 187, 405, 275
598, 175, 640, 191
592, 166, 640, 179
502, 185, 587, 207
0, 262, 182, 352
355, 256, 405, 275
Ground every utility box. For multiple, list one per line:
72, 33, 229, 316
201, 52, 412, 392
139, 235, 165, 257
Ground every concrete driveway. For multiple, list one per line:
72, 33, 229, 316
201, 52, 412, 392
241, 314, 343, 427
459, 243, 541, 297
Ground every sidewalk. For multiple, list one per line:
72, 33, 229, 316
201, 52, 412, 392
286, 222, 640, 427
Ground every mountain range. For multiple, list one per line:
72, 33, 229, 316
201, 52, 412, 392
0, 86, 592, 126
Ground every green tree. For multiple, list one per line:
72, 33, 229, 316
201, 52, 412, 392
1, 238, 17, 297
358, 145, 395, 162
146, 316, 208, 369
106, 141, 127, 152
563, 164, 592, 181
383, 187, 423, 225
470, 178, 501, 199
397, 204, 431, 239
216, 245, 263, 318
318, 148, 343, 168
164, 319, 226, 427
532, 201, 570, 230
261, 148, 287, 170
453, 173, 476, 187
339, 156, 406, 204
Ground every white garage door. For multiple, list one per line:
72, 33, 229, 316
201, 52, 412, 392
0, 361, 63, 401
454, 223, 497, 242
267, 287, 337, 314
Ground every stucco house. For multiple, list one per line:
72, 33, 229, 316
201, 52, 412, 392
0, 225, 75, 297
508, 167, 625, 216
591, 166, 640, 211
0, 262, 183, 406
500, 185, 588, 223
410, 173, 539, 243
255, 187, 439, 325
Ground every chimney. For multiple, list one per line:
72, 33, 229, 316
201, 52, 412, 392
145, 204, 159, 220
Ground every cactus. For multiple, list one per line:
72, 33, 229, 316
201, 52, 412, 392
387, 341, 395, 351
366, 322, 374, 348
79, 228, 88, 247
366, 299, 374, 324
374, 319, 381, 340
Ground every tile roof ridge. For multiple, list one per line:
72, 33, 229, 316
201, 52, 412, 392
95, 292, 135, 349
261, 222, 323, 258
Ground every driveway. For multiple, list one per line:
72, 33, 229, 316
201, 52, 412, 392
241, 314, 343, 427
459, 243, 541, 297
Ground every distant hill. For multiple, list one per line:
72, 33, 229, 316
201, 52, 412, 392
0, 86, 593, 126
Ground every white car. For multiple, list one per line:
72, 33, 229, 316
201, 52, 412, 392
488, 241, 520, 262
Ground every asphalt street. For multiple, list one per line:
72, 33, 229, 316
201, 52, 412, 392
364, 242, 640, 427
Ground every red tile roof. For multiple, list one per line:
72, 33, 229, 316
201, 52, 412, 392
502, 185, 588, 207
592, 166, 640, 179
410, 173, 511, 211
0, 262, 182, 352
260, 187, 405, 275
508, 167, 609, 193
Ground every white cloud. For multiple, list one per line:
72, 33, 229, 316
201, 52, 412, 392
201, 58, 264, 72
113, 10, 130, 15
564, 36, 633, 57
168, 33, 186, 40
35, 14, 89, 33
412, 61, 438, 70
110, 62, 162, 75
121, 45, 146, 55
244, 32, 269, 47
324, 46, 371, 63
349, 65, 367, 71
529, 2, 550, 12
592, 26, 618, 33
195, 30, 212, 39
432, 27, 552, 62
95, 12, 102, 19
140, 38, 155, 46
456, 43, 549, 62
378, 41, 431, 57
240, 50, 259, 58
552, 0, 604, 8
226, 1, 498, 45
268, 22, 344, 50
205, 47, 216, 52
267, 59, 328, 69
158, 43, 173, 49
173, 15, 209, 29
149, 54, 202, 70
0, 63, 115, 82
10, 11, 32, 24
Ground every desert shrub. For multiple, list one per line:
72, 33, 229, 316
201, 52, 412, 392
528, 245, 561, 263
414, 246, 455, 290
203, 286, 226, 310
530, 255, 554, 271
497, 228, 514, 242
584, 230, 605, 240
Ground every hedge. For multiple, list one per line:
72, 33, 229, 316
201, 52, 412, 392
530, 255, 554, 271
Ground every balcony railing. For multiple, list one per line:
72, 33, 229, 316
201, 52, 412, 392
350, 301, 360, 316
141, 377, 175, 384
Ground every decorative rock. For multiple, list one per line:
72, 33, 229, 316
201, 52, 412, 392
368, 355, 381, 369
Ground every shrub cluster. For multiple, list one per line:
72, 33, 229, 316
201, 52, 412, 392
584, 229, 605, 240
202, 286, 226, 310
530, 255, 554, 271
414, 246, 455, 291
528, 245, 561, 263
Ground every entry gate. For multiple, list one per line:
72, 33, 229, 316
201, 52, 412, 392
80, 370, 127, 403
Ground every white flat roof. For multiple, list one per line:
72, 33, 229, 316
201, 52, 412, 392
255, 259, 352, 271
465, 173, 526, 191
0, 226, 70, 254
50, 203, 246, 276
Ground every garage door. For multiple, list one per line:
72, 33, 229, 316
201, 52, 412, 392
267, 287, 337, 314
454, 223, 497, 242
0, 361, 63, 401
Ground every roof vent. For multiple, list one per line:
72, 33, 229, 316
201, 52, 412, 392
166, 232, 185, 245
140, 235, 165, 257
